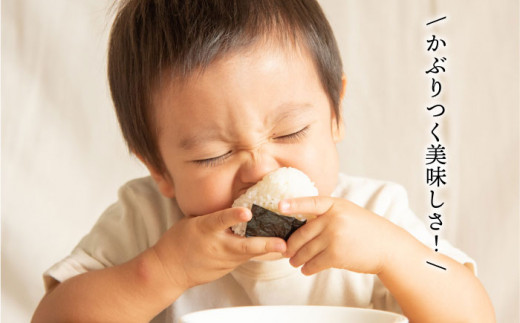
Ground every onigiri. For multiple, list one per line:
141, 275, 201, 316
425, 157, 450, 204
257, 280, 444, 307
231, 167, 319, 236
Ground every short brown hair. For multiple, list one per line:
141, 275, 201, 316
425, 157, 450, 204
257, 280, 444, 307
108, 0, 343, 174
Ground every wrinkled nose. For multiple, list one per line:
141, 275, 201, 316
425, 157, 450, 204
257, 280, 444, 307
238, 149, 280, 186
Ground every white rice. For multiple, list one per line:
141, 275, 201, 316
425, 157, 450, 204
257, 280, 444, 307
231, 167, 319, 236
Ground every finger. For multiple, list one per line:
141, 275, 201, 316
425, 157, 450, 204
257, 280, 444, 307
201, 207, 252, 233
231, 236, 287, 256
285, 217, 324, 258
279, 196, 334, 216
300, 250, 331, 276
289, 236, 327, 268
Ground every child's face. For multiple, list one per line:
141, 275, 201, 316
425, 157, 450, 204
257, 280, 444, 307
149, 44, 344, 217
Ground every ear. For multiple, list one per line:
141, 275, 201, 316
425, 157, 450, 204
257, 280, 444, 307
135, 154, 176, 199
332, 74, 347, 143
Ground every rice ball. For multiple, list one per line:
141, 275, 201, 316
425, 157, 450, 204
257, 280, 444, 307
231, 167, 319, 236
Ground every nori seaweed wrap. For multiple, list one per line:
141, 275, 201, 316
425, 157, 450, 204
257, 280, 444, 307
246, 204, 307, 241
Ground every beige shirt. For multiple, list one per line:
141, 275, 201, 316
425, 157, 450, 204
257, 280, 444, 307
44, 174, 475, 322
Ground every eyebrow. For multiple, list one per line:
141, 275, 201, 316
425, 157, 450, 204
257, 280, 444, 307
178, 102, 315, 150
179, 130, 221, 150
271, 102, 314, 125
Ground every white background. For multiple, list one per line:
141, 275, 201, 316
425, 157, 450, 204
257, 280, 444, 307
2, 0, 519, 322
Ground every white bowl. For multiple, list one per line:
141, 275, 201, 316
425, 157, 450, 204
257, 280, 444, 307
180, 305, 408, 323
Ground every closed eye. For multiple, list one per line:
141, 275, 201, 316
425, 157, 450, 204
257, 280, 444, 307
274, 126, 309, 142
193, 151, 232, 167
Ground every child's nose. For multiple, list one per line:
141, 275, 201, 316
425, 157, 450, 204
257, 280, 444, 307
238, 150, 280, 185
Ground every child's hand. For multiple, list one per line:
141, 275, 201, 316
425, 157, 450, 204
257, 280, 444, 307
152, 207, 287, 291
280, 196, 401, 276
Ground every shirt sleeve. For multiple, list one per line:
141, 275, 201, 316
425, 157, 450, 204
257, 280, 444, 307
43, 177, 180, 291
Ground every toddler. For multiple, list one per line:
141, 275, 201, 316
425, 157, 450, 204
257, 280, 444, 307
33, 1, 494, 322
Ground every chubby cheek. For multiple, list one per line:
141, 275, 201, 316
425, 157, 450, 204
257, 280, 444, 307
174, 168, 235, 217
289, 139, 339, 197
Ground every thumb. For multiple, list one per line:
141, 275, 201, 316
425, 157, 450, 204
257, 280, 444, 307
200, 207, 252, 233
